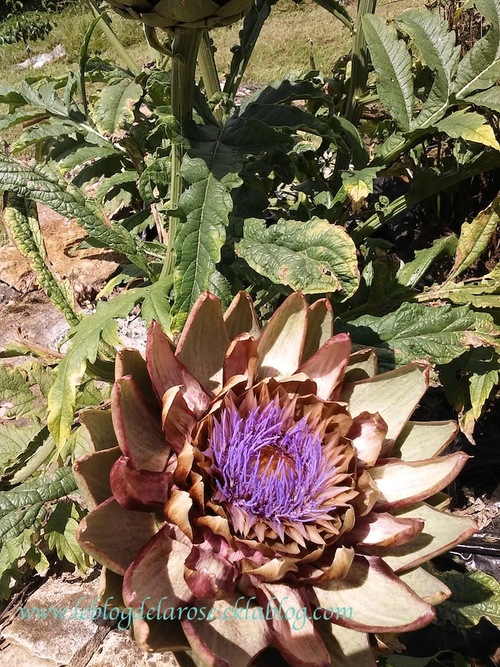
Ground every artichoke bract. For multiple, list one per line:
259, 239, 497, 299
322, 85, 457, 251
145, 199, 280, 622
105, 0, 254, 32
74, 291, 476, 666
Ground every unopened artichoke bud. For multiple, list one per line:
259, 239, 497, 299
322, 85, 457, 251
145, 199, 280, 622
105, 0, 254, 32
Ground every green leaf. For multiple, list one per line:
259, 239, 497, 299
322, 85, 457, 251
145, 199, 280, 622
240, 78, 335, 113
0, 110, 49, 132
0, 424, 44, 476
93, 79, 143, 135
171, 124, 244, 331
237, 217, 359, 299
0, 365, 36, 419
341, 167, 380, 213
95, 171, 139, 205
0, 85, 27, 108
431, 268, 500, 309
0, 467, 76, 542
469, 367, 499, 419
223, 0, 278, 98
4, 196, 80, 325
44, 502, 90, 572
437, 110, 500, 150
141, 276, 173, 334
310, 0, 354, 31
138, 157, 171, 204
363, 14, 414, 131
397, 236, 457, 288
449, 195, 500, 280
0, 467, 77, 598
11, 120, 82, 155
453, 0, 500, 98
341, 302, 500, 370
398, 9, 460, 128
465, 86, 500, 112
58, 145, 120, 174
435, 571, 500, 628
0, 155, 153, 279
241, 103, 340, 142
47, 287, 149, 447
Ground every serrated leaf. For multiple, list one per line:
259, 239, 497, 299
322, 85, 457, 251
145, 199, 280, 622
241, 102, 339, 142
93, 79, 143, 135
141, 276, 172, 334
11, 121, 81, 155
469, 368, 499, 419
363, 14, 414, 131
0, 365, 36, 419
95, 171, 138, 205
450, 195, 500, 279
0, 85, 27, 108
58, 145, 120, 174
399, 9, 460, 129
465, 86, 500, 112
341, 302, 500, 370
0, 530, 41, 599
240, 78, 335, 113
0, 467, 76, 541
223, 0, 278, 99
0, 155, 153, 279
437, 110, 500, 150
453, 0, 500, 98
0, 424, 44, 476
4, 196, 80, 325
0, 110, 49, 132
47, 287, 149, 447
341, 167, 380, 213
436, 571, 500, 627
171, 123, 245, 331
397, 236, 457, 288
138, 157, 171, 204
237, 217, 359, 299
44, 502, 90, 572
0, 467, 77, 598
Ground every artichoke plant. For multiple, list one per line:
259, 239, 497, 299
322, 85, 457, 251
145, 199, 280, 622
105, 0, 254, 32
74, 291, 476, 666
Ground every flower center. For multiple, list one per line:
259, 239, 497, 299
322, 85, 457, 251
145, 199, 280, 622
208, 402, 336, 525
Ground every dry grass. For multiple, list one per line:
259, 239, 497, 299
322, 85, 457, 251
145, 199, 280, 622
0, 0, 427, 90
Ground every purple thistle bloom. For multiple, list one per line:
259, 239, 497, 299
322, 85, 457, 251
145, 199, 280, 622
208, 402, 338, 529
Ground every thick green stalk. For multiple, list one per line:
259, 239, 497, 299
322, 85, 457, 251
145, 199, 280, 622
161, 30, 202, 280
199, 31, 221, 103
84, 0, 139, 73
332, 0, 376, 183
344, 0, 377, 125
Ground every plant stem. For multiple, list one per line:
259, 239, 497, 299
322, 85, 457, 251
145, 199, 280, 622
84, 0, 139, 73
161, 30, 202, 280
331, 0, 376, 184
344, 0, 377, 126
199, 30, 221, 103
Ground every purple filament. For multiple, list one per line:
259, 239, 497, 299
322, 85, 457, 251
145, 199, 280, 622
208, 402, 335, 524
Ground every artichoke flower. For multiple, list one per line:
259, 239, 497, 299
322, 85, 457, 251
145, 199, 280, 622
74, 291, 476, 666
105, 0, 254, 32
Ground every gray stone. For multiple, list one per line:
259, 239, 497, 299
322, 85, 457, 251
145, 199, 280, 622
86, 632, 181, 667
2, 578, 103, 665
0, 642, 58, 667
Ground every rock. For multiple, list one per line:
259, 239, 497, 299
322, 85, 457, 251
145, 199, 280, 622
0, 643, 58, 667
1, 577, 181, 667
36, 204, 122, 294
2, 578, 104, 665
86, 632, 180, 667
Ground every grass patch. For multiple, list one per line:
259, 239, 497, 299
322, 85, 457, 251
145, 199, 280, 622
0, 0, 426, 89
